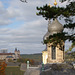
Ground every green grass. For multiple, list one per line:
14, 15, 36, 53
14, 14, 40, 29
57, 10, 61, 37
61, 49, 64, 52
5, 67, 25, 75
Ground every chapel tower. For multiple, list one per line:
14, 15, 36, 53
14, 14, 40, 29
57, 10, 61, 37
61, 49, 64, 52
42, 19, 64, 64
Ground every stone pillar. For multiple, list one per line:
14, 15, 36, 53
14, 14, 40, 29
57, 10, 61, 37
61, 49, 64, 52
42, 51, 48, 64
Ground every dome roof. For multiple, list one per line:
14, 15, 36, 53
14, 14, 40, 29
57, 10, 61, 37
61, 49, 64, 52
43, 31, 50, 40
48, 19, 63, 35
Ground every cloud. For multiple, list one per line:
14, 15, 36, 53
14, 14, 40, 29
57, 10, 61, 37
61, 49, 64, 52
0, 0, 74, 54
0, 0, 69, 25
0, 18, 47, 53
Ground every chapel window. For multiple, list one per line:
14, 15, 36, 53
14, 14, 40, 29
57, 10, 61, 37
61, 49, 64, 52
51, 45, 56, 59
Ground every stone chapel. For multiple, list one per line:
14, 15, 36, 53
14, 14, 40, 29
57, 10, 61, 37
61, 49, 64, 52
42, 18, 64, 64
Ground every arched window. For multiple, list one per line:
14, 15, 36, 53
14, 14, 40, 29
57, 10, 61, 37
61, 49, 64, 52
51, 45, 56, 59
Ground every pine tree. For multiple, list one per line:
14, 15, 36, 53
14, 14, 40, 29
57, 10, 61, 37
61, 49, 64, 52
36, 2, 75, 50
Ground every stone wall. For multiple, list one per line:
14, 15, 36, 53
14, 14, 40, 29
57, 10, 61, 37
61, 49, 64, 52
42, 51, 48, 64
47, 42, 64, 63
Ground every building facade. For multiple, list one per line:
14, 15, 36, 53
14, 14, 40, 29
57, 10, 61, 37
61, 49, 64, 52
0, 48, 20, 62
42, 19, 64, 64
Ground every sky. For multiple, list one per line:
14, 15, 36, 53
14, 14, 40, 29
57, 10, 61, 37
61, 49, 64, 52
0, 0, 74, 54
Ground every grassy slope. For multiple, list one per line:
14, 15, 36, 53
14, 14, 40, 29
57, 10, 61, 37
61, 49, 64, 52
5, 67, 25, 75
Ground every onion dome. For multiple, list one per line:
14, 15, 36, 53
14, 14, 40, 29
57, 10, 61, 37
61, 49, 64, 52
48, 19, 63, 35
43, 20, 51, 40
43, 31, 50, 40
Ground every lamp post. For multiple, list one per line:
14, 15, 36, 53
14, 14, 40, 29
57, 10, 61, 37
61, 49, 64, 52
42, 62, 44, 71
27, 61, 29, 69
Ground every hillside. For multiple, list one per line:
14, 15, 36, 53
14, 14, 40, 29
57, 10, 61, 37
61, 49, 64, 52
20, 53, 42, 63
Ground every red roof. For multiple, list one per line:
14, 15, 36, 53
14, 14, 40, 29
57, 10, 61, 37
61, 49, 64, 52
0, 53, 14, 55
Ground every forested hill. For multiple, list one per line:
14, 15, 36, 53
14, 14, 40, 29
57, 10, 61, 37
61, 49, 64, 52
20, 53, 42, 62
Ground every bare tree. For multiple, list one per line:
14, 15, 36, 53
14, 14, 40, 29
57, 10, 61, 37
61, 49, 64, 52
59, 0, 74, 2
20, 0, 27, 3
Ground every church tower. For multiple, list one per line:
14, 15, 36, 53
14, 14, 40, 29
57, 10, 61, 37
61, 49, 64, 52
42, 18, 64, 64
15, 48, 20, 59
